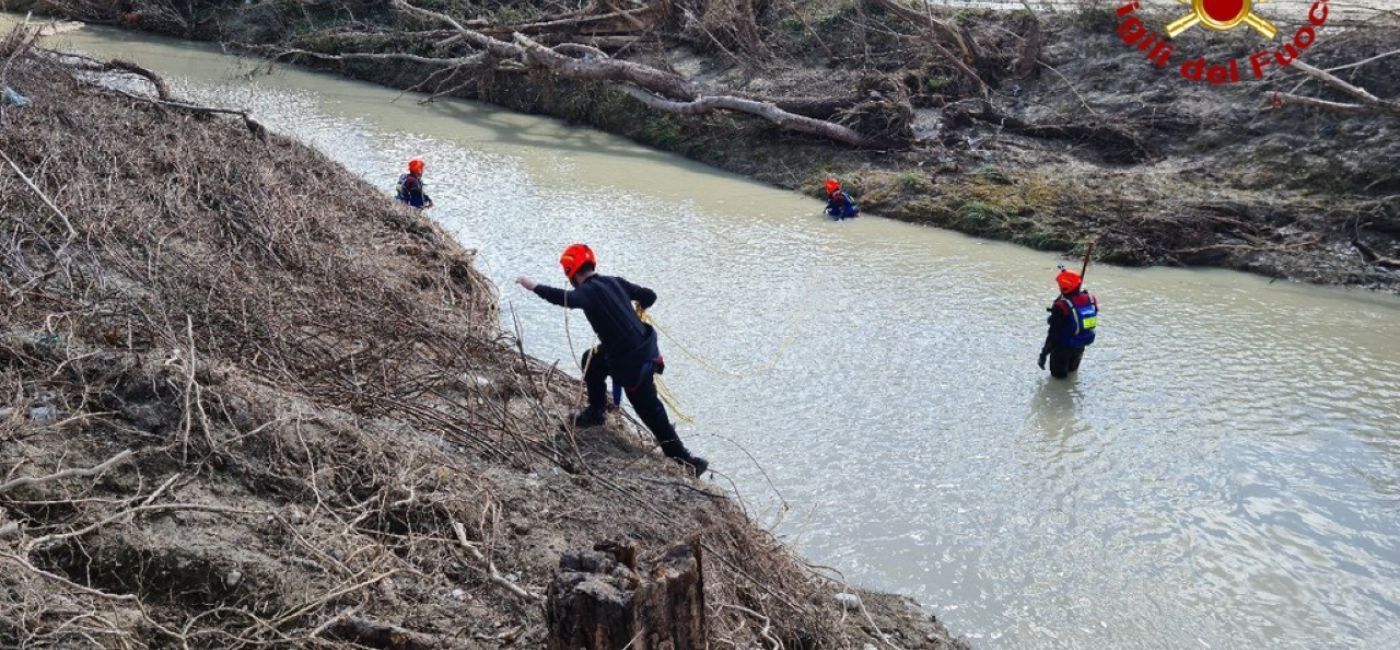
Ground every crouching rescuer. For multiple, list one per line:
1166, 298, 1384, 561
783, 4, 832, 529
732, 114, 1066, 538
1039, 269, 1098, 379
824, 177, 859, 220
517, 244, 709, 478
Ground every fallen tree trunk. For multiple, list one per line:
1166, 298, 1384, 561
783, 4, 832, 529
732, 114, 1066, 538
619, 86, 871, 146
40, 51, 174, 100
764, 94, 866, 120
513, 31, 700, 100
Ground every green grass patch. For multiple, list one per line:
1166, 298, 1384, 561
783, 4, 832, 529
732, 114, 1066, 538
970, 165, 1010, 184
958, 200, 1008, 235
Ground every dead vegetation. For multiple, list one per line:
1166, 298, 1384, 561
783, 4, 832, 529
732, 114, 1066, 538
17, 0, 1121, 150
0, 33, 962, 649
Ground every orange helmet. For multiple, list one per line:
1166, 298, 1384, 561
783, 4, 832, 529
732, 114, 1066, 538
408, 158, 425, 175
824, 177, 841, 194
1056, 269, 1082, 294
560, 244, 596, 279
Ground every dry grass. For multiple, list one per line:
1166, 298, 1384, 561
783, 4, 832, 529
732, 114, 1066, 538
0, 34, 960, 649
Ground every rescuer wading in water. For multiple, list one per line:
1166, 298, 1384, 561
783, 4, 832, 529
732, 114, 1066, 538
395, 158, 433, 209
1039, 269, 1098, 379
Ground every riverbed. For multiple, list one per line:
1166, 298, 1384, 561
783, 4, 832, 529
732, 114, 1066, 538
13, 18, 1400, 649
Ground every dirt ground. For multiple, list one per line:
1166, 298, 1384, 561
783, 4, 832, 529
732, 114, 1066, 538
0, 44, 965, 648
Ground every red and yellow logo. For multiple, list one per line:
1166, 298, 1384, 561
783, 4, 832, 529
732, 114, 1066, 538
1114, 0, 1332, 84
1167, 1, 1278, 39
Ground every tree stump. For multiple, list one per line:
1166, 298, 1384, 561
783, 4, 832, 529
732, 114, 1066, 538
546, 540, 706, 650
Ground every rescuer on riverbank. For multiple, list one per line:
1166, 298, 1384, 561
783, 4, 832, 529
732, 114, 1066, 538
516, 244, 709, 478
1039, 269, 1098, 379
395, 158, 433, 209
824, 177, 859, 219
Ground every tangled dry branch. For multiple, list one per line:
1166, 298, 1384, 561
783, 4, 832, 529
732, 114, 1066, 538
244, 0, 880, 146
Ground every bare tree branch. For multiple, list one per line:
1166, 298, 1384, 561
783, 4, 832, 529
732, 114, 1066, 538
1279, 59, 1400, 116
1268, 91, 1372, 114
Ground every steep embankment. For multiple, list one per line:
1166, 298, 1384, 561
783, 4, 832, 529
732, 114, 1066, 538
0, 40, 963, 648
12, 0, 1400, 290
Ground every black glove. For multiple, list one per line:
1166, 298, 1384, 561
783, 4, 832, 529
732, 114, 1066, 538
1038, 350, 1048, 369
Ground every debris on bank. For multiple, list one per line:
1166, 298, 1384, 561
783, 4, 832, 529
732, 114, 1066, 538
16, 0, 1399, 289
0, 34, 965, 648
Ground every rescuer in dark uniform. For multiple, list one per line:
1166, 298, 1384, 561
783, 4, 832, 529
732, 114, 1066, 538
395, 158, 433, 209
1039, 269, 1099, 379
824, 177, 860, 220
516, 244, 708, 478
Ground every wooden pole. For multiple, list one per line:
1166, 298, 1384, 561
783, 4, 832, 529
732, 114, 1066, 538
1079, 241, 1096, 279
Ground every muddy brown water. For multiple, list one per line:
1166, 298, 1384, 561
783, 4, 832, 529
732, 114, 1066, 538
12, 18, 1400, 650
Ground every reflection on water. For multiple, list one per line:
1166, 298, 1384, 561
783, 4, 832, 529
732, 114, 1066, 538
1030, 378, 1084, 450
17, 18, 1400, 649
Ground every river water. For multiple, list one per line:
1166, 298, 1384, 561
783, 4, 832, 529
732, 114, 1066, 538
14, 19, 1400, 649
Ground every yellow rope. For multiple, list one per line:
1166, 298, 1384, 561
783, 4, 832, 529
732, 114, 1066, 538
634, 302, 809, 424
654, 376, 696, 425
564, 303, 695, 424
559, 297, 801, 427
637, 307, 801, 380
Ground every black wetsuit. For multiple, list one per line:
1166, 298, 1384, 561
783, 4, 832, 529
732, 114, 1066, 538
533, 275, 695, 462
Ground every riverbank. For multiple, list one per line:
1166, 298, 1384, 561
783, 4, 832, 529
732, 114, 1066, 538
0, 41, 964, 648
12, 0, 1400, 291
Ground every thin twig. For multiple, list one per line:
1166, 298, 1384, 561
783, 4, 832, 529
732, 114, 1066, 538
0, 146, 78, 243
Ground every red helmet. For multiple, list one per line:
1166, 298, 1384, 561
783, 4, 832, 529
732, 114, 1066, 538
560, 244, 596, 279
824, 177, 841, 194
408, 158, 425, 175
1056, 269, 1082, 294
